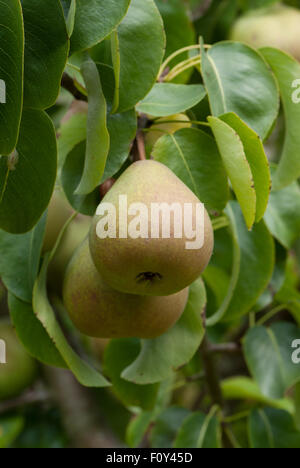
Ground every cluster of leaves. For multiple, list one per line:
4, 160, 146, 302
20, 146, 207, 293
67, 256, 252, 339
0, 0, 300, 448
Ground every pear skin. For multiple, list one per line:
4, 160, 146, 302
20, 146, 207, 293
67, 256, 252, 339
43, 187, 73, 253
89, 160, 214, 296
63, 241, 189, 339
48, 214, 91, 294
230, 4, 300, 61
0, 322, 37, 400
145, 113, 191, 149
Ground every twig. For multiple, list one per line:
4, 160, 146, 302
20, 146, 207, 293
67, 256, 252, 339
61, 72, 87, 101
136, 131, 146, 161
207, 342, 241, 354
100, 178, 115, 199
0, 387, 50, 415
191, 0, 213, 21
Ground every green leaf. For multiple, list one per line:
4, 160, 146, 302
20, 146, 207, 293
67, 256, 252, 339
61, 142, 99, 215
201, 41, 279, 140
150, 407, 190, 448
244, 322, 300, 399
264, 176, 300, 250
207, 203, 274, 325
112, 0, 166, 112
103, 339, 159, 410
126, 411, 153, 448
155, 0, 195, 84
208, 116, 256, 229
249, 408, 300, 448
174, 410, 222, 448
58, 110, 87, 170
0, 0, 23, 155
275, 261, 300, 325
66, 0, 76, 36
102, 109, 137, 182
254, 241, 288, 312
0, 215, 46, 303
0, 109, 57, 234
260, 48, 300, 189
69, 0, 131, 54
33, 254, 110, 387
136, 84, 206, 117
222, 202, 274, 322
8, 293, 66, 368
152, 128, 229, 212
0, 415, 24, 449
219, 112, 271, 222
22, 0, 69, 109
75, 57, 110, 195
121, 279, 206, 385
221, 376, 294, 413
203, 265, 230, 310
206, 206, 240, 326
61, 110, 136, 214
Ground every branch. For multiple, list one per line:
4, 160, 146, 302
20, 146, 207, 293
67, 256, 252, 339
0, 386, 50, 415
61, 73, 87, 101
207, 342, 241, 354
99, 178, 116, 199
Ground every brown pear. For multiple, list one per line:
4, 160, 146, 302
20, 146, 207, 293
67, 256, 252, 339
63, 240, 189, 339
89, 160, 214, 296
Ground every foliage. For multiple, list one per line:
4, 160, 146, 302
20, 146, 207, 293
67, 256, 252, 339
0, 0, 299, 449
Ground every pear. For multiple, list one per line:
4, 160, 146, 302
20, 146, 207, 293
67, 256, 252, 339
63, 240, 189, 339
230, 4, 300, 61
145, 113, 191, 149
89, 160, 214, 296
0, 322, 37, 400
48, 214, 91, 294
43, 187, 73, 253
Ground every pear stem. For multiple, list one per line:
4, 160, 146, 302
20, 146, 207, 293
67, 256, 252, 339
163, 56, 201, 82
158, 44, 210, 78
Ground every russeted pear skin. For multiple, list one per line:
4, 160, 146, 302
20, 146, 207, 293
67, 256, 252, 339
89, 160, 214, 296
230, 4, 300, 61
63, 240, 189, 339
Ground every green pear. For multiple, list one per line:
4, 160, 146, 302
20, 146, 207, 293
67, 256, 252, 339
89, 160, 213, 296
43, 187, 73, 253
230, 4, 300, 61
145, 114, 191, 149
48, 214, 91, 294
63, 240, 189, 339
0, 322, 37, 400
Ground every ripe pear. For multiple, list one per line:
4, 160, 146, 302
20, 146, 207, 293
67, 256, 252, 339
43, 187, 73, 253
89, 160, 214, 296
230, 4, 300, 61
145, 113, 191, 150
63, 241, 189, 339
0, 322, 37, 400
